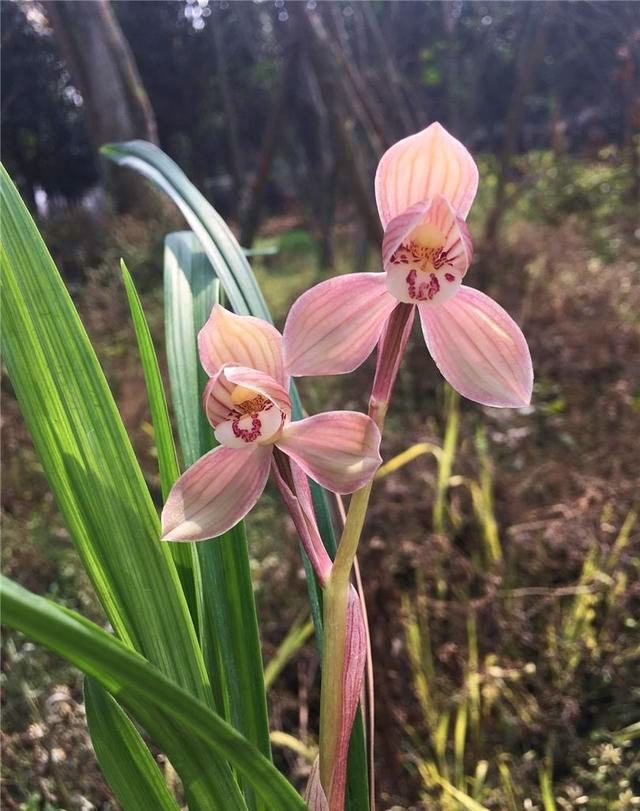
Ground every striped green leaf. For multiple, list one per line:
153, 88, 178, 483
0, 163, 207, 698
121, 258, 202, 632
102, 141, 268, 320
0, 163, 243, 807
84, 677, 180, 811
163, 233, 271, 811
2, 576, 306, 811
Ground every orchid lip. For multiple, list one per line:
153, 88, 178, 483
385, 221, 462, 305
214, 385, 286, 448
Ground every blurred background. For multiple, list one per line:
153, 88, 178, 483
2, 1, 639, 808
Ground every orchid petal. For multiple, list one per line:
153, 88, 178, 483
202, 366, 235, 426
198, 304, 285, 383
419, 286, 533, 408
224, 366, 291, 415
161, 444, 271, 541
381, 200, 430, 269
276, 412, 381, 494
382, 195, 473, 280
203, 364, 291, 427
283, 273, 397, 377
375, 122, 479, 227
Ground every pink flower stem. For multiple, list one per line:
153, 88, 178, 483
271, 449, 332, 587
319, 304, 414, 808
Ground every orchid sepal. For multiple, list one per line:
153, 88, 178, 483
283, 273, 396, 377
419, 285, 533, 408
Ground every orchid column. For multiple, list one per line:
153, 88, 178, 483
283, 122, 533, 808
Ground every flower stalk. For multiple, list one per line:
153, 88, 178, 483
318, 321, 408, 807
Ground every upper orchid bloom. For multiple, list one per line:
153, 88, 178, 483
161, 305, 381, 542
283, 122, 533, 408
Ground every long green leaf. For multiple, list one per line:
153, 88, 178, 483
163, 233, 218, 467
163, 233, 272, 811
0, 163, 208, 699
0, 164, 245, 807
84, 678, 180, 811
2, 576, 306, 811
121, 258, 202, 632
103, 141, 268, 320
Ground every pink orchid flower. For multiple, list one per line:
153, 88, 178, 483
283, 122, 533, 408
161, 305, 382, 542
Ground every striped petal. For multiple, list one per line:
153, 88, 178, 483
203, 364, 291, 427
283, 273, 397, 377
375, 122, 479, 227
198, 304, 285, 383
381, 200, 430, 269
161, 444, 271, 541
224, 366, 291, 415
276, 412, 381, 494
419, 286, 533, 408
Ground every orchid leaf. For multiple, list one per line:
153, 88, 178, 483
163, 232, 271, 811
0, 164, 249, 806
84, 678, 180, 811
0, 163, 209, 699
102, 140, 268, 320
1, 575, 306, 810
121, 258, 202, 633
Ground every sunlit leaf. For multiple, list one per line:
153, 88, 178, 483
84, 677, 180, 811
2, 575, 306, 811
164, 232, 272, 811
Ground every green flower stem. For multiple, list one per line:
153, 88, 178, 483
319, 401, 388, 804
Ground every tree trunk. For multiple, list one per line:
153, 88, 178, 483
211, 11, 244, 215
295, 5, 382, 248
238, 38, 299, 248
47, 0, 158, 211
484, 3, 551, 245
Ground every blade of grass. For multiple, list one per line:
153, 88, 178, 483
537, 758, 556, 811
433, 386, 459, 535
417, 762, 490, 811
120, 258, 202, 633
453, 702, 468, 789
264, 617, 314, 690
84, 677, 180, 811
471, 760, 489, 802
2, 575, 306, 810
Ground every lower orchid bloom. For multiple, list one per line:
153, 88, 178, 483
161, 305, 381, 542
283, 122, 533, 409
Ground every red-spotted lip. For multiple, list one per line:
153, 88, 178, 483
203, 363, 291, 429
